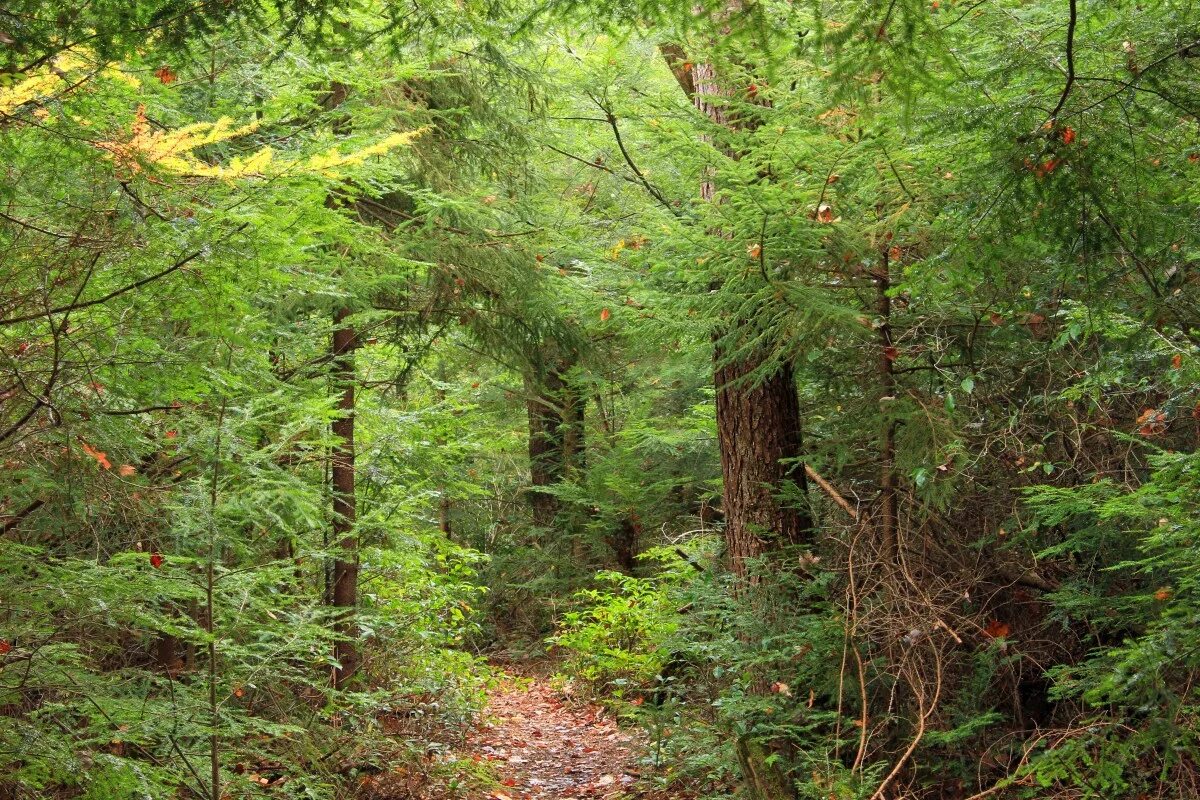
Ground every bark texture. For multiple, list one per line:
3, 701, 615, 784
714, 351, 811, 580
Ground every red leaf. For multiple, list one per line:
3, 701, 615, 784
1061, 126, 1076, 145
1172, 354, 1183, 370
0, 640, 10, 655
150, 553, 164, 569
883, 346, 899, 361
165, 430, 177, 439
154, 66, 177, 85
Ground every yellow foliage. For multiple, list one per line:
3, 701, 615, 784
0, 49, 138, 117
0, 72, 61, 116
97, 105, 425, 181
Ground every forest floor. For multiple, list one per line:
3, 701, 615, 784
459, 668, 644, 800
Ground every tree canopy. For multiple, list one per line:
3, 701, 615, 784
3, 1, 1200, 798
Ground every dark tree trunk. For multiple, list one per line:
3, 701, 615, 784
331, 307, 358, 689
714, 349, 812, 579
607, 516, 640, 573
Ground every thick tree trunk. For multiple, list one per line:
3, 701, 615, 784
607, 516, 640, 573
331, 307, 358, 689
665, 40, 811, 800
714, 350, 812, 580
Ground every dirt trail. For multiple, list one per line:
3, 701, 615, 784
463, 672, 642, 800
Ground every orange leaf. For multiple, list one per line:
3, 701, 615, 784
599, 308, 611, 322
983, 619, 1010, 639
815, 203, 834, 223
1136, 408, 1168, 436
1154, 587, 1172, 602
1172, 354, 1183, 370
1061, 126, 1076, 145
118, 464, 136, 477
154, 66, 177, 84
747, 242, 762, 259
80, 441, 112, 470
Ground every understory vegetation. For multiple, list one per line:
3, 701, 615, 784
2, 0, 1200, 798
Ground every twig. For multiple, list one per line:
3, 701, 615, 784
805, 464, 859, 520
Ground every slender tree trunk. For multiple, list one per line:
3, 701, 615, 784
876, 249, 899, 564
525, 367, 566, 532
436, 364, 452, 538
330, 307, 358, 689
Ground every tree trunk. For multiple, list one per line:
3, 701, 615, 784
876, 248, 899, 564
436, 364, 453, 538
525, 367, 566, 531
714, 350, 812, 580
330, 307, 358, 689
664, 41, 811, 800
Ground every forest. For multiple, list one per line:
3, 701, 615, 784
1, 0, 1199, 798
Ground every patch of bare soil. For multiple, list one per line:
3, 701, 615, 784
462, 673, 642, 800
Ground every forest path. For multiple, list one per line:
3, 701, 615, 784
462, 669, 643, 800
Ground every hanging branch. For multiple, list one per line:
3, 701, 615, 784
1047, 0, 1078, 122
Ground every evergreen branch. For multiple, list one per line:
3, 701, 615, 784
0, 248, 205, 326
593, 98, 681, 217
